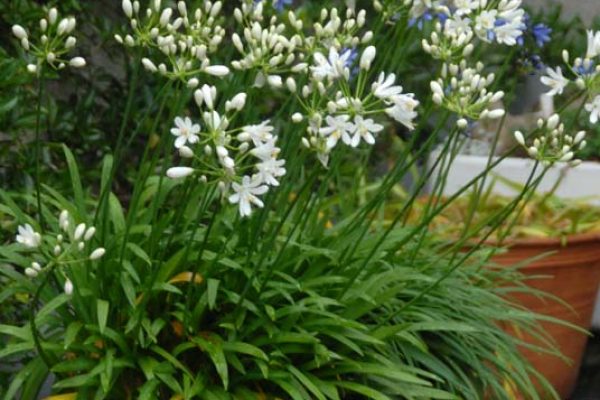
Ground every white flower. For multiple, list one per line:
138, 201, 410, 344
586, 30, 600, 59
171, 117, 200, 148
352, 116, 384, 147
16, 224, 41, 248
541, 67, 569, 96
255, 158, 286, 186
494, 17, 524, 46
310, 47, 351, 81
372, 73, 404, 102
385, 94, 419, 130
474, 10, 497, 40
454, 0, 478, 16
228, 176, 269, 217
585, 95, 600, 124
250, 138, 281, 161
319, 115, 355, 149
445, 16, 473, 37
239, 120, 274, 146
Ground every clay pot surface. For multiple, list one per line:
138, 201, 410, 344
491, 233, 600, 399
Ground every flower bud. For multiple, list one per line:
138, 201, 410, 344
229, 93, 247, 111
456, 119, 468, 129
69, 57, 86, 68
514, 130, 525, 146
141, 58, 157, 72
204, 65, 229, 77
179, 146, 194, 158
64, 279, 74, 295
167, 167, 194, 178
25, 267, 39, 278
74, 223, 86, 241
65, 36, 77, 48
267, 75, 283, 88
360, 45, 376, 70
84, 227, 96, 241
122, 0, 134, 18
48, 8, 58, 25
12, 25, 27, 40
90, 248, 106, 260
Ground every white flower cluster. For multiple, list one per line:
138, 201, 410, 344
420, 0, 526, 61
541, 30, 600, 125
231, 5, 371, 89
165, 86, 286, 217
514, 114, 586, 166
14, 210, 105, 295
117, 0, 229, 86
11, 8, 85, 74
291, 46, 419, 166
430, 60, 505, 128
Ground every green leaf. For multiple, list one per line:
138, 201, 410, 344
127, 242, 152, 266
35, 294, 69, 325
62, 144, 85, 216
333, 382, 391, 400
287, 366, 326, 400
109, 194, 126, 235
0, 324, 32, 341
138, 378, 160, 400
64, 321, 83, 349
191, 334, 228, 389
97, 299, 110, 335
100, 154, 114, 197
207, 279, 219, 310
222, 341, 268, 361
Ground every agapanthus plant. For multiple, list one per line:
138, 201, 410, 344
0, 1, 584, 399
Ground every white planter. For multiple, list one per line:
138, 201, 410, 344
428, 153, 600, 327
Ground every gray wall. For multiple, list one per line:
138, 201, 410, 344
525, 0, 599, 25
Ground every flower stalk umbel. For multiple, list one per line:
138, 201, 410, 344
116, 0, 229, 86
166, 86, 286, 217
11, 7, 86, 74
541, 30, 600, 124
514, 114, 587, 166
14, 210, 106, 296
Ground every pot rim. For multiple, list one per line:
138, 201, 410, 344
488, 231, 600, 248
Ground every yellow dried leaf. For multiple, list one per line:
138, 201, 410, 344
168, 272, 203, 285
44, 394, 77, 400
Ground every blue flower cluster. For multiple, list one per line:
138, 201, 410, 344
254, 0, 293, 13
517, 13, 552, 48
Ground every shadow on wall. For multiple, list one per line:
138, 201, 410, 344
525, 0, 600, 25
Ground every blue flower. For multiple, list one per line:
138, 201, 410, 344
341, 47, 359, 78
273, 0, 292, 12
532, 23, 552, 48
574, 61, 596, 76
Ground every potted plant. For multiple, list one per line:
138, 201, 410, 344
413, 190, 600, 399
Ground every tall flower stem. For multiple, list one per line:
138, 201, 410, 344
34, 71, 45, 231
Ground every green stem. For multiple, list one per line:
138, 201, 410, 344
34, 72, 45, 231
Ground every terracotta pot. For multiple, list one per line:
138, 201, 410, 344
491, 233, 600, 399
